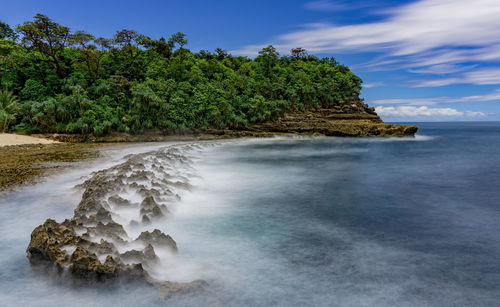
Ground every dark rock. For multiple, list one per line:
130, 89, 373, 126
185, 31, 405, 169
135, 229, 177, 252
108, 195, 132, 207
26, 144, 205, 299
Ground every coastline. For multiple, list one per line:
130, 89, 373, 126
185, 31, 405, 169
0, 143, 100, 193
32, 109, 418, 143
0, 114, 418, 193
0, 133, 60, 147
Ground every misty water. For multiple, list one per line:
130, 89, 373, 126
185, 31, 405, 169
1, 122, 500, 306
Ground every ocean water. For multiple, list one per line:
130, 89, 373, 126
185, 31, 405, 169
1, 122, 500, 306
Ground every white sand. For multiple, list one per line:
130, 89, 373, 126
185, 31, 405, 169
0, 133, 58, 147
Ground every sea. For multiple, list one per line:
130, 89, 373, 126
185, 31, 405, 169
0, 122, 499, 306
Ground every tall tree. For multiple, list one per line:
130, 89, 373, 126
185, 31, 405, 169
291, 47, 308, 58
258, 45, 279, 77
17, 14, 72, 78
141, 36, 173, 58
215, 48, 228, 60
0, 21, 17, 40
113, 29, 140, 57
169, 32, 187, 49
70, 30, 98, 80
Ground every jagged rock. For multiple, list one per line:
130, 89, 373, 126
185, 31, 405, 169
155, 280, 209, 300
143, 244, 157, 261
108, 195, 132, 207
95, 207, 112, 222
129, 182, 146, 190
140, 196, 168, 219
120, 244, 158, 264
70, 246, 117, 277
27, 145, 206, 299
27, 219, 73, 266
141, 215, 151, 225
95, 221, 128, 237
135, 229, 177, 252
138, 188, 161, 198
128, 170, 153, 181
120, 249, 143, 263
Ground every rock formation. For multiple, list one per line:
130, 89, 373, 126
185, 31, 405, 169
244, 101, 418, 137
26, 144, 207, 299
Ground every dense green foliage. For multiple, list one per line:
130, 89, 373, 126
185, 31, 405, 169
0, 14, 363, 135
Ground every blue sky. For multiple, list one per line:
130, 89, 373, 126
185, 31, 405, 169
1, 0, 499, 121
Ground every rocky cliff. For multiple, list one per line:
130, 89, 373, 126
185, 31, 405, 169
240, 99, 418, 137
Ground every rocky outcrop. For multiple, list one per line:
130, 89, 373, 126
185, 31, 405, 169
247, 110, 417, 136
244, 103, 418, 137
26, 144, 207, 299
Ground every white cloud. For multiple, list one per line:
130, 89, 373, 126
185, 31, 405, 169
233, 0, 500, 74
408, 64, 476, 75
375, 106, 487, 119
466, 111, 486, 116
415, 67, 500, 87
375, 106, 464, 117
371, 89, 500, 106
372, 98, 446, 106
363, 81, 385, 88
456, 90, 500, 102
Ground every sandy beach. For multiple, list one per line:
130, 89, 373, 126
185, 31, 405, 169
0, 133, 58, 147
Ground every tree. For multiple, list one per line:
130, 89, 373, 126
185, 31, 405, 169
113, 29, 140, 57
2, 14, 368, 136
140, 36, 173, 58
0, 90, 20, 131
259, 45, 279, 59
169, 32, 187, 49
93, 37, 112, 78
291, 47, 307, 58
0, 21, 17, 40
70, 30, 98, 80
112, 29, 145, 79
215, 48, 228, 60
17, 14, 71, 78
258, 45, 279, 77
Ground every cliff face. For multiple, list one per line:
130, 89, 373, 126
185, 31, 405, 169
246, 110, 417, 137
240, 99, 418, 137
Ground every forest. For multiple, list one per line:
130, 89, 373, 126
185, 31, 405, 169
0, 14, 363, 135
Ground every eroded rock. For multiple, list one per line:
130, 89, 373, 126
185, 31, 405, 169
27, 144, 206, 300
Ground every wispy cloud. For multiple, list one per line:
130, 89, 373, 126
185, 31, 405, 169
233, 0, 500, 76
456, 90, 500, 102
372, 98, 447, 106
371, 89, 500, 106
304, 1, 349, 11
414, 67, 500, 87
304, 1, 377, 12
408, 64, 477, 75
375, 106, 485, 117
363, 81, 386, 88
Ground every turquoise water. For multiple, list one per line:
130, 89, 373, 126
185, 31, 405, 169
1, 122, 499, 306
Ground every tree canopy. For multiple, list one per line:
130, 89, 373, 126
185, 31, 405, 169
0, 14, 364, 136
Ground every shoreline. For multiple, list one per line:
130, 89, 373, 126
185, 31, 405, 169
0, 114, 418, 193
0, 142, 101, 193
0, 133, 59, 147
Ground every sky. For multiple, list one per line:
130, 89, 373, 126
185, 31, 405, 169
1, 0, 500, 121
